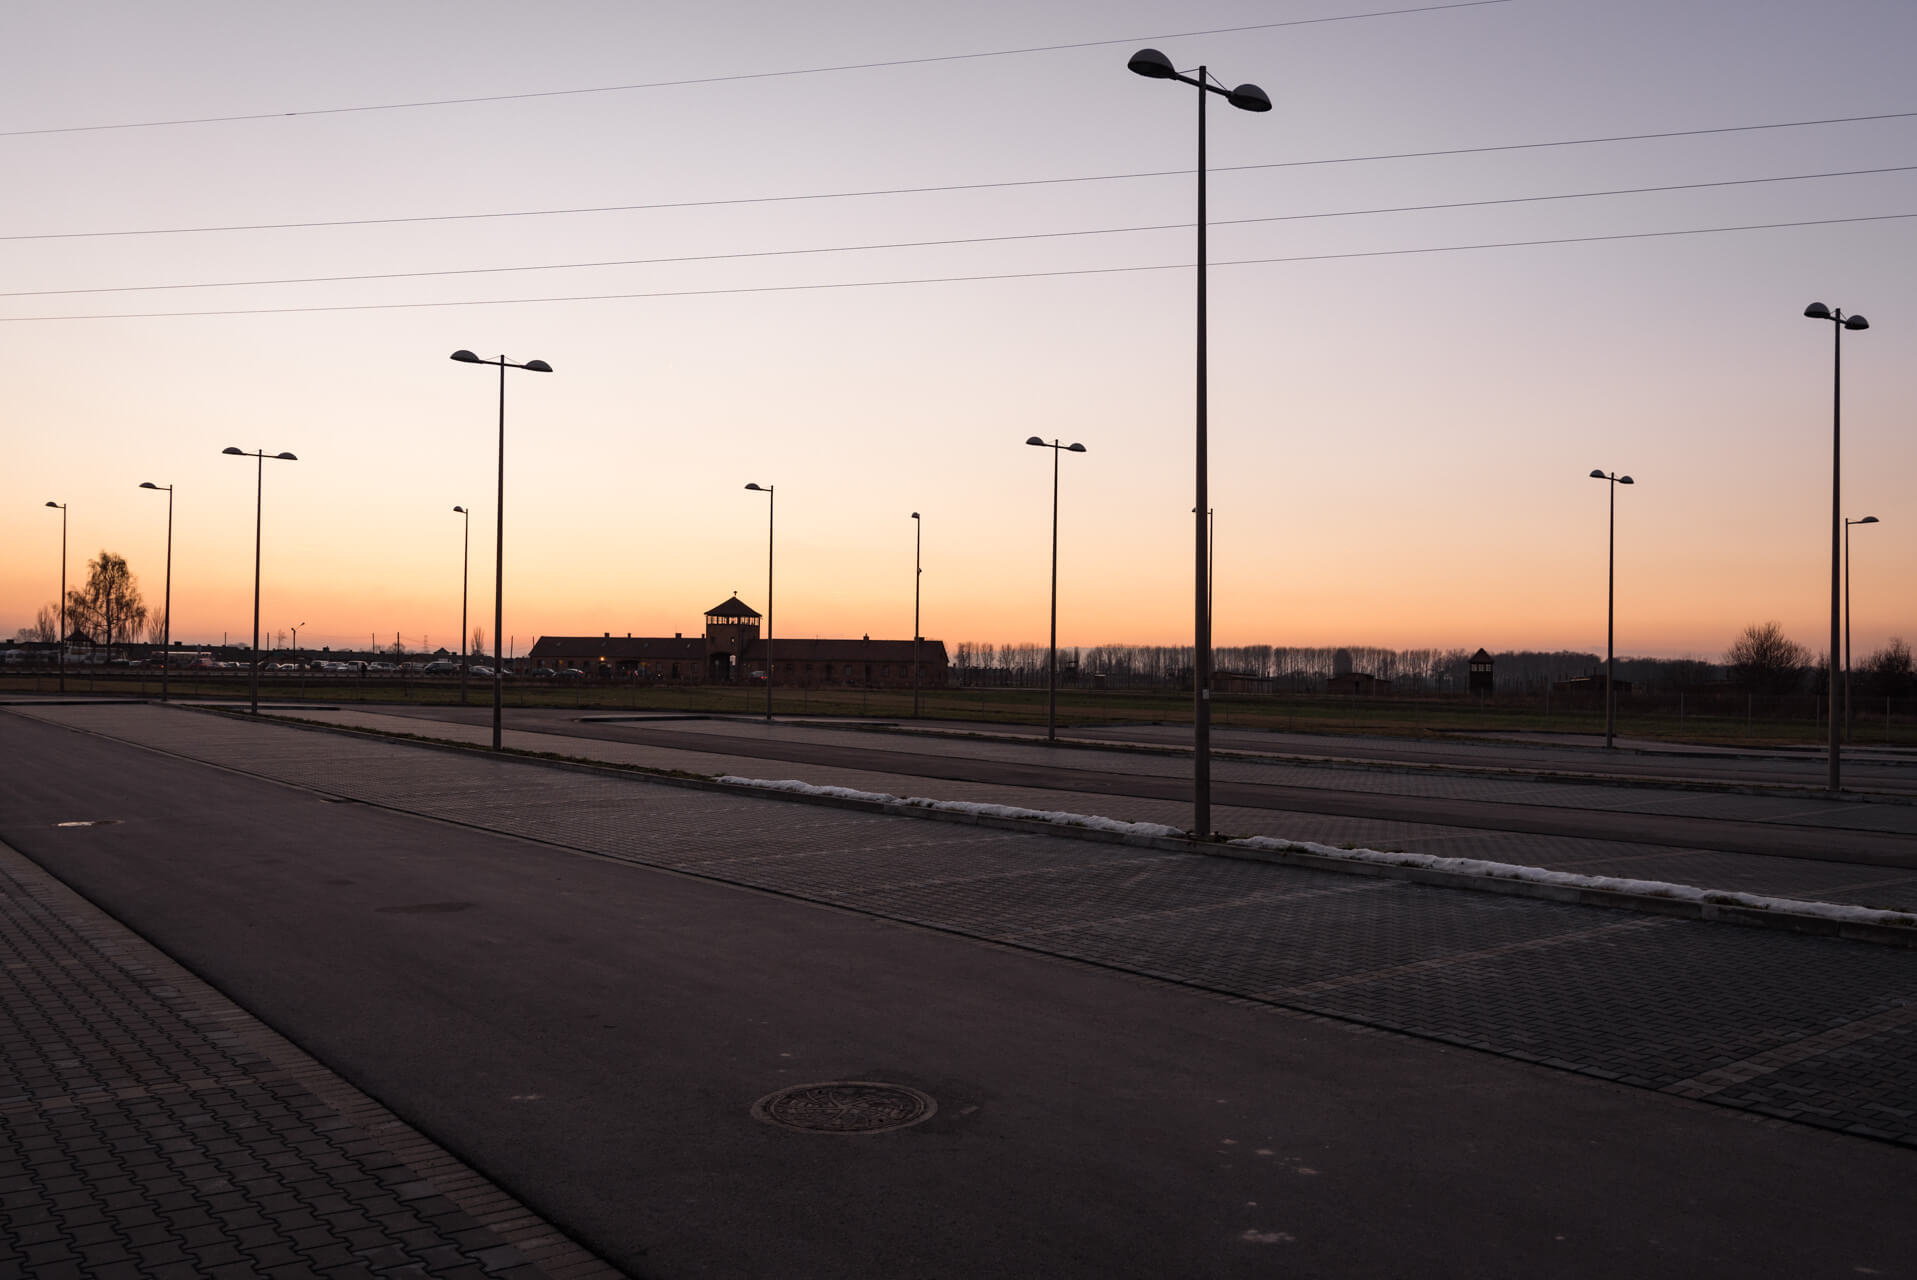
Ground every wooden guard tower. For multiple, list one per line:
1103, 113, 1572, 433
704, 596, 761, 681
1468, 648, 1495, 695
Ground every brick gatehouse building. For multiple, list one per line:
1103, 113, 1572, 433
528, 596, 948, 689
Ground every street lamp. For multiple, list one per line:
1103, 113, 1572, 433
1803, 301, 1869, 792
451, 349, 554, 750
221, 447, 298, 715
44, 501, 66, 693
1027, 437, 1087, 741
138, 483, 173, 701
911, 511, 922, 718
291, 621, 305, 656
1845, 514, 1880, 741
453, 505, 471, 706
1129, 45, 1271, 838
1589, 470, 1634, 749
745, 484, 775, 720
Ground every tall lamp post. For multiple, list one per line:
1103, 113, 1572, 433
453, 504, 471, 706
1845, 514, 1880, 741
44, 501, 67, 693
1193, 506, 1214, 631
1803, 302, 1869, 792
911, 511, 922, 718
291, 621, 305, 661
221, 447, 298, 715
1026, 437, 1087, 742
451, 350, 553, 751
1589, 470, 1634, 749
744, 484, 775, 720
138, 483, 174, 701
1129, 46, 1271, 838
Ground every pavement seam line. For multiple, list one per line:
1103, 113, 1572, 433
1659, 1005, 1917, 1100
1265, 915, 1673, 996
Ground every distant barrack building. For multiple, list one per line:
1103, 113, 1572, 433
528, 596, 948, 689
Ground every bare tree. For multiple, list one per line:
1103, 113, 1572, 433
471, 626, 487, 659
1726, 620, 1810, 694
66, 551, 147, 655
15, 603, 60, 644
143, 608, 169, 645
1862, 638, 1914, 698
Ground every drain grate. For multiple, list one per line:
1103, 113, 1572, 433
751, 1082, 936, 1134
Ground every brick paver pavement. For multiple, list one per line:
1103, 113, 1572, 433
10, 702, 1916, 1150
0, 839, 619, 1280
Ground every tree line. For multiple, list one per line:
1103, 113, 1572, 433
953, 624, 1916, 697
1725, 620, 1915, 698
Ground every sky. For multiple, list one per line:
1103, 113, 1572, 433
4, 0, 1913, 661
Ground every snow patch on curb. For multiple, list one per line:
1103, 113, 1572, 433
1223, 835, 1917, 928
714, 776, 1184, 838
714, 775, 1917, 932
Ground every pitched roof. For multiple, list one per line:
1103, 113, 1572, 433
1470, 648, 1494, 662
749, 638, 948, 664
705, 596, 761, 619
528, 635, 706, 661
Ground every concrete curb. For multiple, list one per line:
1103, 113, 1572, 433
195, 704, 1917, 952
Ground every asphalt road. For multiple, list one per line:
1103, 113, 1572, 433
3, 710, 1914, 1279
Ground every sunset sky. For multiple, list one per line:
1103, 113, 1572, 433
5, 1, 1913, 661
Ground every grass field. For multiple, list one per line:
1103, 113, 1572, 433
6, 670, 1913, 748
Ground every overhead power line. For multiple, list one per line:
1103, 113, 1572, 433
6, 109, 1913, 244
0, 1, 1511, 138
8, 164, 1911, 299
6, 210, 1910, 323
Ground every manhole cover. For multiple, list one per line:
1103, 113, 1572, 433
55, 819, 121, 828
752, 1082, 936, 1134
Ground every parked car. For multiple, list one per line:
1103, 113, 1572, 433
423, 660, 459, 675
528, 667, 556, 678
555, 667, 585, 680
470, 665, 495, 678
